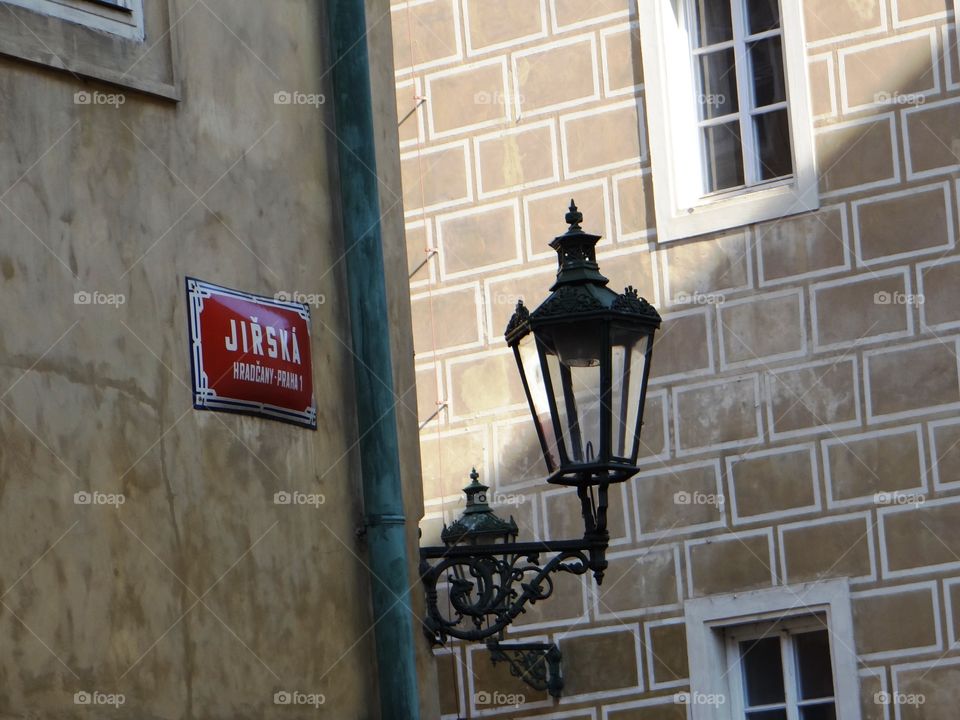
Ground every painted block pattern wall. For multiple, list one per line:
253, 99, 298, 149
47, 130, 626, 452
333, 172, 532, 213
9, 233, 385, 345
394, 0, 960, 717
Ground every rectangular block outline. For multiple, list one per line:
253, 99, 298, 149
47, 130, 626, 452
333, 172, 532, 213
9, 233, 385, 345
465, 634, 555, 717
554, 624, 645, 705
672, 373, 764, 457
559, 98, 648, 179
602, 694, 691, 719
878, 494, 960, 578
507, 557, 591, 633
592, 545, 683, 621
902, 95, 960, 181
631, 459, 726, 541
816, 113, 901, 199
858, 665, 890, 720
425, 55, 512, 140
410, 281, 486, 358
890, 655, 960, 720
837, 27, 940, 115
483, 261, 557, 344
491, 413, 550, 491
643, 616, 688, 691
649, 306, 716, 386
852, 181, 955, 267
863, 335, 960, 423
777, 510, 878, 586
764, 356, 863, 441
413, 360, 444, 429
918, 252, 960, 332
755, 203, 852, 288
511, 33, 601, 118
402, 138, 475, 217
392, 0, 464, 77
600, 21, 644, 99
821, 424, 928, 510
928, 415, 960, 490
436, 197, 523, 281
805, 0, 889, 49
433, 644, 467, 720
444, 346, 528, 421
943, 575, 960, 649
850, 580, 943, 661
522, 177, 614, 261
809, 266, 915, 353
596, 243, 662, 307
684, 527, 777, 599
660, 229, 755, 306
892, 0, 951, 27
809, 52, 838, 120
611, 167, 656, 243
473, 118, 561, 200
421, 424, 491, 507
942, 23, 960, 92
543, 482, 633, 547
725, 442, 822, 525
405, 217, 437, 289
549, 0, 630, 33
396, 76, 424, 149
716, 288, 808, 371
462, 0, 548, 57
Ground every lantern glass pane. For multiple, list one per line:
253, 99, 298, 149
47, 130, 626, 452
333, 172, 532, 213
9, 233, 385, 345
517, 334, 559, 472
610, 326, 651, 461
544, 341, 602, 465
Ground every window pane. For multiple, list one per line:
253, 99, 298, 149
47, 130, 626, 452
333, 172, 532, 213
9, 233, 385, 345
755, 108, 792, 179
746, 711, 788, 720
692, 0, 733, 47
740, 637, 786, 707
698, 49, 740, 119
800, 703, 837, 720
794, 630, 835, 700
702, 122, 744, 192
749, 35, 786, 107
746, 0, 780, 33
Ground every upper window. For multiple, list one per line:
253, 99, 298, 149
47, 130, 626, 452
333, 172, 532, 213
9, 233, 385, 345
2, 0, 144, 40
639, 0, 817, 242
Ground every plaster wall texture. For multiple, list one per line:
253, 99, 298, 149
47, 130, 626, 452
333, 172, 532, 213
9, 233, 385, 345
0, 0, 431, 717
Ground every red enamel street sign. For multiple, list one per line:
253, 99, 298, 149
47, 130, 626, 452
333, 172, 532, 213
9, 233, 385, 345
186, 277, 316, 429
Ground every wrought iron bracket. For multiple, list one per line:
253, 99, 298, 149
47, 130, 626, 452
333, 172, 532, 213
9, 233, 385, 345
487, 640, 563, 698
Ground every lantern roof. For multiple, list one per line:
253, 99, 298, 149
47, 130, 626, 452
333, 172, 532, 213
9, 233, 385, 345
441, 468, 519, 546
505, 200, 662, 344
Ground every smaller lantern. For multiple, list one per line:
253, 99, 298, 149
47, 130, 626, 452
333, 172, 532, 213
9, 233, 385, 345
505, 201, 661, 488
441, 468, 519, 547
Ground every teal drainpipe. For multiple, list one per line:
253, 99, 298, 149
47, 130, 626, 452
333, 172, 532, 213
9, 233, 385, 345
327, 1, 422, 718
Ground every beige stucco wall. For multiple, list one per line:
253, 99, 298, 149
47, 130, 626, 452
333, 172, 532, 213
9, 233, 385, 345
395, 0, 960, 717
0, 0, 434, 718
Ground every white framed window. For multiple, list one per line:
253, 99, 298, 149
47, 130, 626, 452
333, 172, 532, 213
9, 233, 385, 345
2, 0, 144, 40
683, 580, 862, 720
638, 0, 818, 242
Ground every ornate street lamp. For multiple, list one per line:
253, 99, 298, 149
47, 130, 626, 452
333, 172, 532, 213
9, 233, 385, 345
419, 202, 661, 696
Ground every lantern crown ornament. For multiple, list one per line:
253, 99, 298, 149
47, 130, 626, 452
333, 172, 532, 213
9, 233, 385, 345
440, 468, 519, 546
505, 200, 661, 487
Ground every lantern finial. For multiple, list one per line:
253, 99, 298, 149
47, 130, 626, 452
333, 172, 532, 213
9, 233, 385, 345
565, 199, 582, 230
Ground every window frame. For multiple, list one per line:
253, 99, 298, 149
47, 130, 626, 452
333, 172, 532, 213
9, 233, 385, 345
725, 617, 838, 720
638, 0, 818, 242
683, 579, 862, 720
2, 0, 144, 40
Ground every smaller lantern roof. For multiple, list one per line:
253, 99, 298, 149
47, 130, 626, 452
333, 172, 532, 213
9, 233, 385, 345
441, 468, 519, 546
